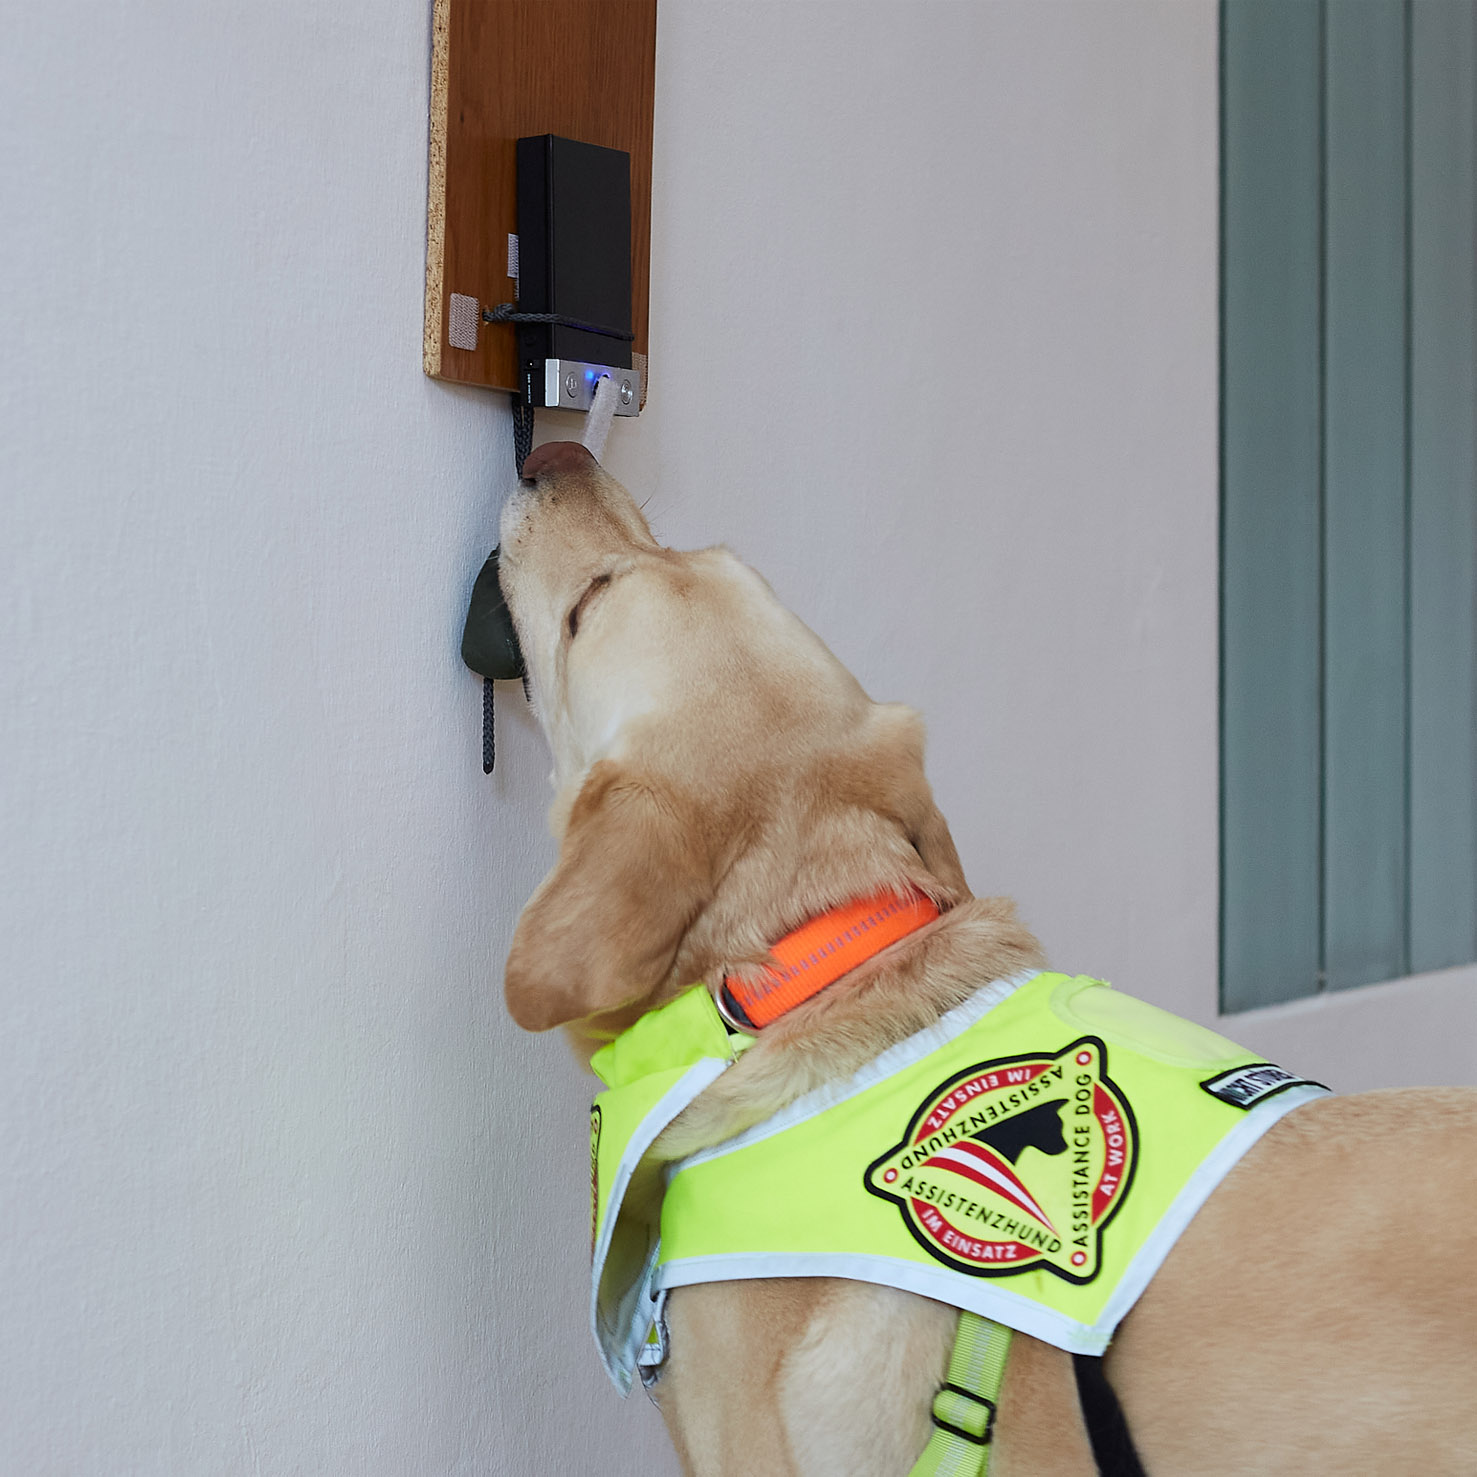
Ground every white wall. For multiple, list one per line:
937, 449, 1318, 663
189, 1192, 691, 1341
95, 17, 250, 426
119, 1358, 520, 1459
3, 2, 1465, 1473
620, 0, 1226, 1027
0, 2, 671, 1470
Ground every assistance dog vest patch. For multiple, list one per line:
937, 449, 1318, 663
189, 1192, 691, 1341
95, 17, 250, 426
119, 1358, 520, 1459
863, 1036, 1134, 1282
587, 972, 1328, 1394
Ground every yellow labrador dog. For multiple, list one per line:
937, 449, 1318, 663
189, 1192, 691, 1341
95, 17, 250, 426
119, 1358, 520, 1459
496, 441, 1477, 1476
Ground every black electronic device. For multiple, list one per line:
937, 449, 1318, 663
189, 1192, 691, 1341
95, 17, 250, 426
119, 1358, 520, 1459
514, 134, 641, 414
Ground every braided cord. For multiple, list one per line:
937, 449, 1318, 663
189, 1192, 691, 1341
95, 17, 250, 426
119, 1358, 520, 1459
482, 676, 496, 775
483, 302, 633, 343
511, 394, 536, 473
483, 395, 536, 778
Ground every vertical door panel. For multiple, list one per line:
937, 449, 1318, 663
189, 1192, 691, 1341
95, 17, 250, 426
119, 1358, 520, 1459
1410, 0, 1477, 973
1322, 2, 1410, 990
1221, 0, 1325, 1009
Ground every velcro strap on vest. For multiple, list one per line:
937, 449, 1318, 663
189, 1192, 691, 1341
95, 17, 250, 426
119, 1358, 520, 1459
931, 1385, 996, 1444
909, 1312, 1012, 1476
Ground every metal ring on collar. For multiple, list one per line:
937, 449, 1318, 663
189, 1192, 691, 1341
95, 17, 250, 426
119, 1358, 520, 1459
713, 983, 758, 1035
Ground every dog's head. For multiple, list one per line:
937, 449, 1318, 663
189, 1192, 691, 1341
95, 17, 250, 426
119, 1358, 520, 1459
497, 443, 969, 1044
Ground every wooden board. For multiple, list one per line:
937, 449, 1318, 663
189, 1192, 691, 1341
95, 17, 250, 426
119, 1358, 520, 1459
423, 0, 657, 396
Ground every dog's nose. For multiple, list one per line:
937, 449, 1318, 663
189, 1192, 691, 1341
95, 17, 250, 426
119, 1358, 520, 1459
520, 441, 596, 481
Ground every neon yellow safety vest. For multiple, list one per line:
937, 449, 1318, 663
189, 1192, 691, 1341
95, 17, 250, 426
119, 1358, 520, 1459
589, 970, 1328, 1394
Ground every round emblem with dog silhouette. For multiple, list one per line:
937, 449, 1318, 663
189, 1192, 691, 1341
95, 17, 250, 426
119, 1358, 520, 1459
864, 1037, 1137, 1283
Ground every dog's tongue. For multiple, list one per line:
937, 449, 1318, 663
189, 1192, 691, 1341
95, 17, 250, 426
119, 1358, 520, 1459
521, 441, 595, 480
461, 546, 525, 682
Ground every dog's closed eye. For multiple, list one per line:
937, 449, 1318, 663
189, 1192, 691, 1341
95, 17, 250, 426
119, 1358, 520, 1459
567, 572, 613, 640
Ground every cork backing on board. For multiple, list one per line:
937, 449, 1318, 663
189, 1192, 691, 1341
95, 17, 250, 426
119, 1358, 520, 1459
423, 0, 657, 398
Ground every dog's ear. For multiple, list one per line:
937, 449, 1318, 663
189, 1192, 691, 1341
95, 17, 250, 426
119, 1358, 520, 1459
850, 703, 972, 903
504, 761, 713, 1032
904, 781, 970, 902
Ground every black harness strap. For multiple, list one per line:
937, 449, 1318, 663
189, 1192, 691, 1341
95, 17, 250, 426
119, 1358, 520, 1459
1073, 1354, 1147, 1477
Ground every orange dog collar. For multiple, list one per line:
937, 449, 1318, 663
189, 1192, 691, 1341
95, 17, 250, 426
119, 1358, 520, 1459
718, 890, 942, 1031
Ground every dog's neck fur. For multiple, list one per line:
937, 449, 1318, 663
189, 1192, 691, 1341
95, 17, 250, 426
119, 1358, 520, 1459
548, 734, 1047, 1162
651, 895, 1045, 1163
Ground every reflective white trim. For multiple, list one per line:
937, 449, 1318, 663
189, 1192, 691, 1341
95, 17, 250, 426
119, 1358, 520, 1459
672, 971, 1041, 1175
651, 1082, 1330, 1359
590, 1056, 731, 1394
592, 982, 1332, 1388
1095, 1081, 1330, 1335
653, 1252, 1112, 1355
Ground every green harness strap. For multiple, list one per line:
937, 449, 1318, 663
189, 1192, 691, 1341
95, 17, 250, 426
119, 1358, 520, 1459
909, 1312, 1013, 1477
